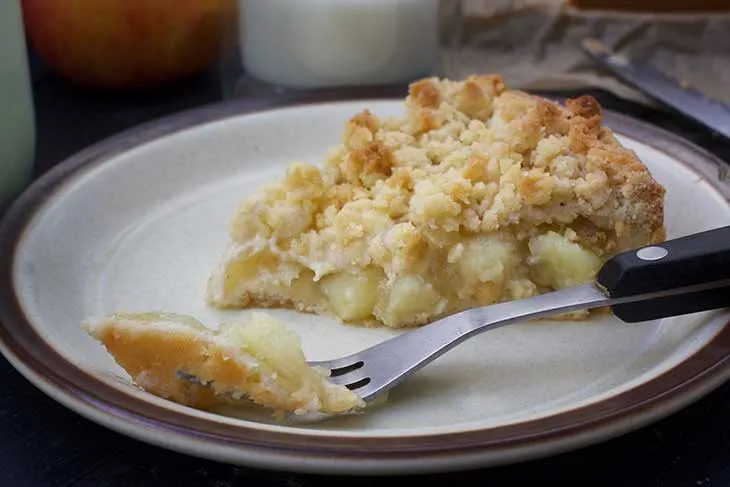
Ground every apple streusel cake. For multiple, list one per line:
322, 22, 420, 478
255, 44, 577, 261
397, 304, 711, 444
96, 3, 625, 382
207, 75, 665, 328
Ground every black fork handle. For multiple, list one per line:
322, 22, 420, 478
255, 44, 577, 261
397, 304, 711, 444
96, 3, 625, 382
598, 225, 730, 322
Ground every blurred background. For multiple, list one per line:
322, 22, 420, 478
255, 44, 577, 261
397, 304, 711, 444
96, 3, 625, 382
12, 0, 730, 184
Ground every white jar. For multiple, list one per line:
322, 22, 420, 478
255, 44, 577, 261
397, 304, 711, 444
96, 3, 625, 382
238, 0, 447, 89
0, 0, 35, 211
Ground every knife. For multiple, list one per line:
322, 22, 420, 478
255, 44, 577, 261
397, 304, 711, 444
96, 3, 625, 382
581, 38, 730, 141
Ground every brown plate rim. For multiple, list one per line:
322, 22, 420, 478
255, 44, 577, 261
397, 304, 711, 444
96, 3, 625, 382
1, 90, 729, 475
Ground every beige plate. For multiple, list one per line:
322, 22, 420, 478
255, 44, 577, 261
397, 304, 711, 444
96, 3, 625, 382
1, 96, 730, 475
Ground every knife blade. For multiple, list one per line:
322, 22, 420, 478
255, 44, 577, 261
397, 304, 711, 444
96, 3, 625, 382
581, 38, 730, 141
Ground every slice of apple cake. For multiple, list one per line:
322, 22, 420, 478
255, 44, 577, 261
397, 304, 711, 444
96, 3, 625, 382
84, 312, 363, 416
207, 75, 665, 328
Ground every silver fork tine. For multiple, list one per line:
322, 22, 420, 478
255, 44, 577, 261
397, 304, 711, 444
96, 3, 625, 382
307, 355, 362, 371
326, 369, 368, 386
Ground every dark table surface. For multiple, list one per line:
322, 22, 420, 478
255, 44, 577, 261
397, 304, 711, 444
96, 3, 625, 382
2, 60, 730, 487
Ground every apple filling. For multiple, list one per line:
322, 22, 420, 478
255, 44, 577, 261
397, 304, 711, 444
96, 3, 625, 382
208, 228, 606, 327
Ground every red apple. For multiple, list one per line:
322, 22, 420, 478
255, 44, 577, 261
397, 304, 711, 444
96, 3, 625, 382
22, 0, 234, 90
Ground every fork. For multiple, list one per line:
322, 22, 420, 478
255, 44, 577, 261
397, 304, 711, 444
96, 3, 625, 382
308, 226, 730, 402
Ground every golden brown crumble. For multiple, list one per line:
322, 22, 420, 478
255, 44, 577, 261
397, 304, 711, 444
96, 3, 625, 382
208, 75, 666, 328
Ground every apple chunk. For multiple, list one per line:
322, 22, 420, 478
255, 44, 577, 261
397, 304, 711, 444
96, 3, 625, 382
320, 268, 384, 321
376, 275, 445, 327
529, 231, 601, 289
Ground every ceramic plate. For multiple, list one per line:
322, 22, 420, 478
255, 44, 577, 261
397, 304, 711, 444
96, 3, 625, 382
2, 96, 730, 475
